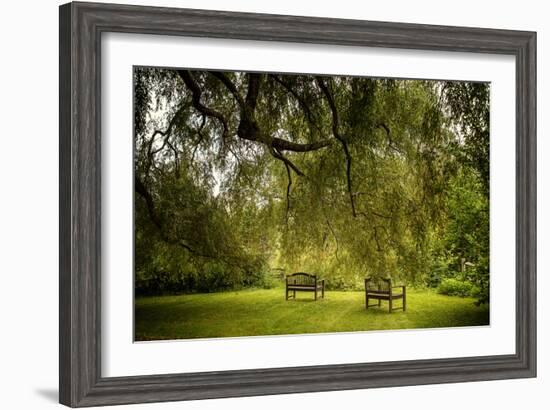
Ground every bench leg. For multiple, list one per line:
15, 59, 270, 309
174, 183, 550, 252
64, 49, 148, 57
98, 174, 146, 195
286, 288, 289, 300
314, 289, 317, 301
293, 290, 296, 299
389, 298, 393, 313
403, 288, 406, 311
378, 299, 381, 307
322, 286, 324, 299
367, 296, 384, 309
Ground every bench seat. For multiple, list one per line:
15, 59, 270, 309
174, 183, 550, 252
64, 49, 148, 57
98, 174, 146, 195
365, 278, 406, 312
286, 273, 325, 301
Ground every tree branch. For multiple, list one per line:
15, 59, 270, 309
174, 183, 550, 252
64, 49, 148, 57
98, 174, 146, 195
245, 73, 262, 112
377, 122, 402, 154
210, 71, 246, 108
183, 70, 331, 155
270, 147, 304, 177
144, 104, 188, 173
269, 74, 322, 133
177, 70, 229, 140
283, 160, 292, 225
190, 114, 207, 163
324, 214, 340, 261
135, 174, 162, 231
271, 137, 332, 152
316, 77, 357, 217
135, 174, 206, 256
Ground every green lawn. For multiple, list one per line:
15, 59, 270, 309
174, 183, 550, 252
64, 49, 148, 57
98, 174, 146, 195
135, 287, 489, 341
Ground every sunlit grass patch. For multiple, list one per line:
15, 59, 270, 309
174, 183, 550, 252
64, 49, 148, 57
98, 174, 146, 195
135, 287, 489, 341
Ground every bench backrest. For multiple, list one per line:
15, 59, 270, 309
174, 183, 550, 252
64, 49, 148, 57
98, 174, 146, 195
365, 277, 391, 293
287, 272, 317, 285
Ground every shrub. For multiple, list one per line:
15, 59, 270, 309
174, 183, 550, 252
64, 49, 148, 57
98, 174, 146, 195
470, 285, 482, 300
425, 264, 451, 288
256, 271, 281, 289
437, 278, 474, 297
425, 269, 443, 288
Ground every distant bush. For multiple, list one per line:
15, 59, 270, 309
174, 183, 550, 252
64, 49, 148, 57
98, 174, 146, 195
324, 275, 361, 291
135, 254, 271, 295
425, 269, 444, 288
437, 278, 474, 297
470, 285, 482, 300
257, 271, 282, 289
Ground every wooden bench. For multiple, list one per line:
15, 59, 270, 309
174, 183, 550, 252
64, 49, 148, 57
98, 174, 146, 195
286, 273, 325, 301
365, 277, 406, 312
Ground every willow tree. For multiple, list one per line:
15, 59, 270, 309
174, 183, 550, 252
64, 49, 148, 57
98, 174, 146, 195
134, 67, 489, 299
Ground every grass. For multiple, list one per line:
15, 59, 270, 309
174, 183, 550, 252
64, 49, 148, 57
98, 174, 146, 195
135, 287, 489, 341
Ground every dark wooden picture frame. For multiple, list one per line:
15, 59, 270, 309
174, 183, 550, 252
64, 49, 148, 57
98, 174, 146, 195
59, 1, 536, 407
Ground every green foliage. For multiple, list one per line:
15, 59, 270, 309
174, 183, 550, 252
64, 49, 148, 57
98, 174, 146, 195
437, 278, 476, 297
133, 68, 490, 306
427, 167, 489, 304
443, 81, 490, 194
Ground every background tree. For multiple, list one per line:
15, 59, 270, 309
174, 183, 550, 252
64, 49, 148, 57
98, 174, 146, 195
134, 67, 490, 304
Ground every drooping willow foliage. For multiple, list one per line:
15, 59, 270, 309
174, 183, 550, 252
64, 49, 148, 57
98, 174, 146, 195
134, 68, 489, 304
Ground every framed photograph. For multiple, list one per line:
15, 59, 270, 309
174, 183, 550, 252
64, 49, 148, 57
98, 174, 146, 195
59, 1, 536, 407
